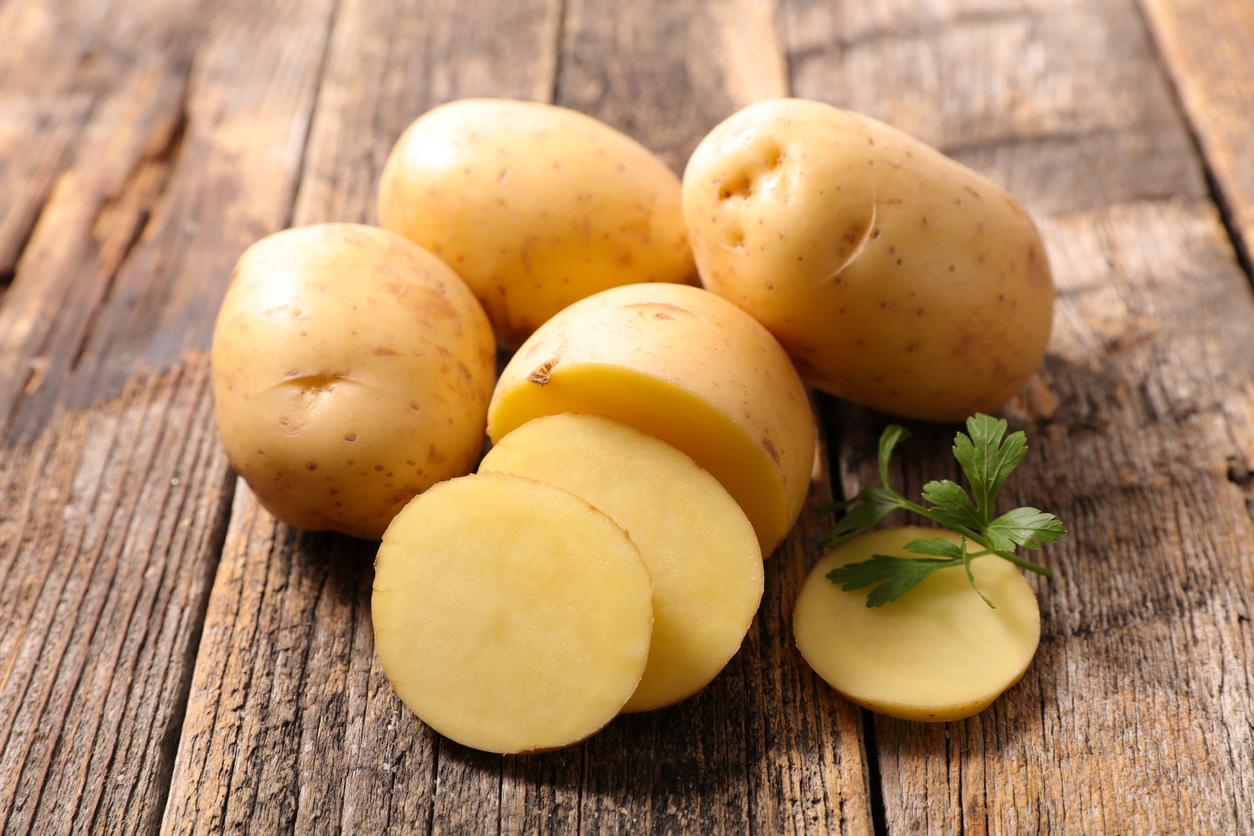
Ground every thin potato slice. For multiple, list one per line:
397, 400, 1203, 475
793, 527, 1040, 722
480, 413, 763, 712
373, 472, 653, 753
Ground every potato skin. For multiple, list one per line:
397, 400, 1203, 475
211, 223, 496, 540
683, 99, 1054, 422
378, 99, 697, 350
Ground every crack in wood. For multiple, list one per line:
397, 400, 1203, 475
0, 95, 97, 292
862, 709, 889, 836
71, 70, 192, 376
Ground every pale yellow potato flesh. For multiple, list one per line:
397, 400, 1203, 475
373, 472, 653, 754
488, 282, 816, 557
211, 223, 496, 540
378, 98, 697, 350
479, 413, 763, 712
793, 527, 1040, 722
684, 98, 1055, 422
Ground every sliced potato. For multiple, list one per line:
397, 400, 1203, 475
793, 527, 1040, 722
488, 282, 816, 556
372, 472, 653, 753
480, 413, 763, 712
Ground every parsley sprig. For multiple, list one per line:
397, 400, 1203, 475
818, 414, 1065, 608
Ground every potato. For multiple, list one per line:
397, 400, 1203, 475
479, 413, 763, 712
683, 98, 1054, 422
793, 527, 1040, 722
488, 282, 816, 556
211, 223, 496, 540
372, 472, 653, 754
378, 98, 697, 350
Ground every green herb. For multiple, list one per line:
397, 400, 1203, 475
818, 414, 1064, 608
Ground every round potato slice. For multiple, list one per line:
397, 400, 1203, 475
488, 282, 815, 557
373, 472, 653, 754
480, 413, 763, 712
793, 527, 1040, 722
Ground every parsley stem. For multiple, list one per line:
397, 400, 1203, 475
895, 498, 1053, 577
991, 550, 1053, 577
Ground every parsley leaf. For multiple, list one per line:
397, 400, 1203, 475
985, 507, 1067, 551
919, 480, 981, 532
818, 414, 1064, 608
816, 485, 902, 548
903, 537, 965, 559
827, 553, 964, 607
953, 414, 1027, 528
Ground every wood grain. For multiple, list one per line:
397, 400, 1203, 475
1140, 0, 1254, 271
782, 0, 1254, 831
0, 0, 335, 831
164, 0, 876, 832
558, 0, 788, 173
160, 1, 565, 832
2, 0, 1253, 832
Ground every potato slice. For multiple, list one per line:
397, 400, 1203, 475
793, 527, 1040, 722
480, 413, 763, 712
488, 282, 815, 557
372, 472, 653, 753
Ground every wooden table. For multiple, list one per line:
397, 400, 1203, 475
2, 0, 1252, 832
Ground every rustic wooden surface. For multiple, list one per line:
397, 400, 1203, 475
1, 0, 1251, 833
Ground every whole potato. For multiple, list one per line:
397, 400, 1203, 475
211, 223, 496, 540
683, 99, 1054, 422
378, 99, 697, 350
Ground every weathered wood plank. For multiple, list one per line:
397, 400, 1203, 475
780, 0, 1207, 220
160, 1, 565, 832
782, 0, 1254, 831
1140, 0, 1254, 271
558, 0, 788, 173
4, 0, 1251, 832
558, 2, 872, 832
165, 0, 875, 832
0, 0, 339, 831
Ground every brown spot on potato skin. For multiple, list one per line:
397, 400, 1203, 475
762, 435, 780, 466
528, 360, 557, 385
1026, 244, 1051, 288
